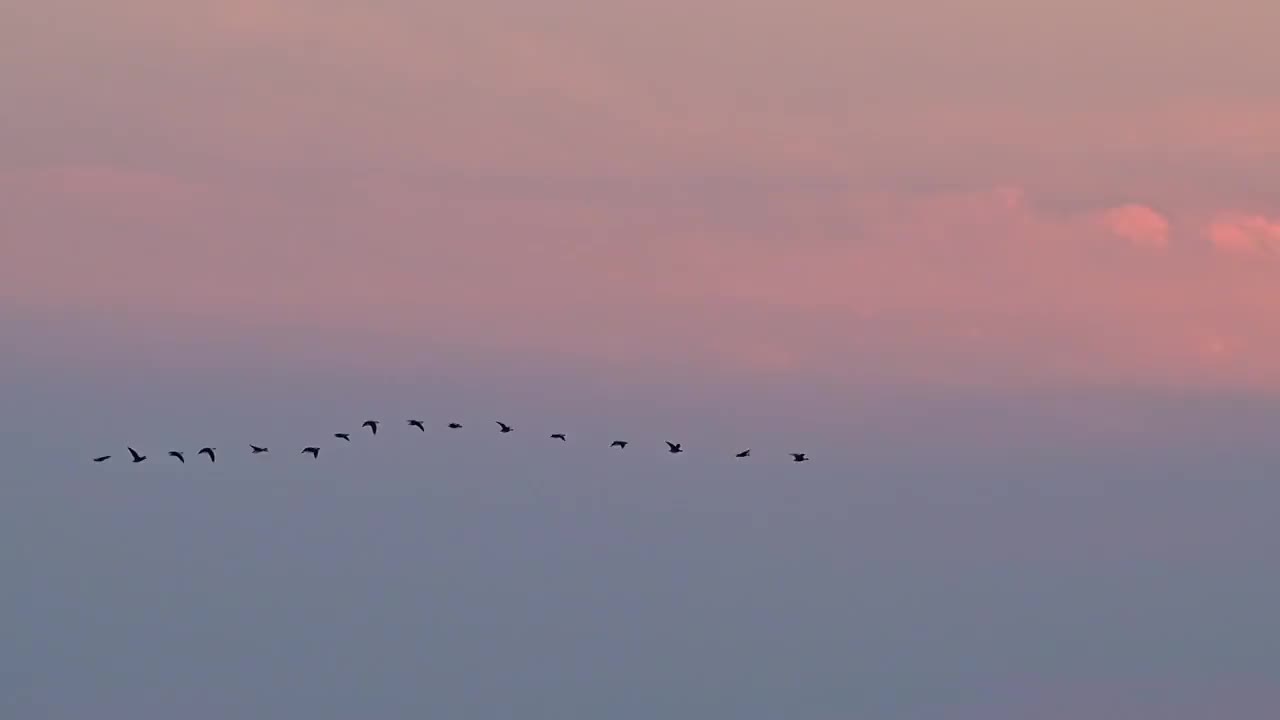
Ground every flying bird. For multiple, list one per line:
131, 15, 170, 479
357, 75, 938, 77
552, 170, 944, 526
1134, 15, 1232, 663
790, 453, 810, 463
447, 422, 463, 429
666, 442, 683, 454
550, 433, 567, 441
610, 440, 628, 449
93, 455, 111, 463
250, 444, 269, 454
128, 447, 147, 463
362, 420, 380, 435
496, 421, 514, 433
408, 419, 425, 432
168, 451, 185, 463
735, 449, 751, 458
302, 447, 320, 458
334, 433, 351, 442
198, 447, 216, 462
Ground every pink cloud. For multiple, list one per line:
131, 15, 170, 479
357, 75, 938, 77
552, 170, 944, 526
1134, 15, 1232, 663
1096, 204, 1170, 249
0, 165, 208, 221
1206, 213, 1280, 257
7, 161, 1280, 388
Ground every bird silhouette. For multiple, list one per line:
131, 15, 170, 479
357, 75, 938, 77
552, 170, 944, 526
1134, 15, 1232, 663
168, 451, 185, 463
93, 455, 111, 463
362, 420, 380, 435
550, 433, 567, 441
610, 440, 628, 449
447, 422, 463, 429
666, 442, 683, 454
334, 433, 351, 442
735, 449, 751, 458
496, 421, 514, 433
128, 447, 146, 463
790, 453, 810, 463
408, 419, 425, 432
198, 447, 216, 462
250, 444, 269, 454
302, 447, 320, 458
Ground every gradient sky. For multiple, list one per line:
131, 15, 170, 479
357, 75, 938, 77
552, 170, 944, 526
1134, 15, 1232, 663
3, 1, 1280, 718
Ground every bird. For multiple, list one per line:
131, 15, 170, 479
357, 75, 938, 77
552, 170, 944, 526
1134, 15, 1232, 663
496, 421, 514, 433
550, 433, 567, 441
666, 442, 683, 454
790, 453, 810, 463
362, 420, 380, 435
334, 433, 351, 442
250, 444, 269, 454
302, 447, 320, 458
408, 419, 425, 432
198, 447, 216, 462
447, 422, 463, 429
92, 455, 111, 463
168, 451, 185, 463
610, 440, 628, 449
735, 449, 751, 458
128, 447, 146, 463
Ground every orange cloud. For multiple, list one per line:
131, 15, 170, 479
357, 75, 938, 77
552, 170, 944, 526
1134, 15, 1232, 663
1206, 213, 1280, 258
1096, 204, 1170, 249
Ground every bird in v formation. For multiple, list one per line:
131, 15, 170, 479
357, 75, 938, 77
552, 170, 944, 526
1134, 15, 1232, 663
95, 418, 809, 464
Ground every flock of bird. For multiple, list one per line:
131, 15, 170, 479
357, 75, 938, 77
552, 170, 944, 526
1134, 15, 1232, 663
90, 420, 811, 465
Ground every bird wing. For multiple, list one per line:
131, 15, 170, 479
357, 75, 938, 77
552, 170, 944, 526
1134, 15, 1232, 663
128, 447, 142, 461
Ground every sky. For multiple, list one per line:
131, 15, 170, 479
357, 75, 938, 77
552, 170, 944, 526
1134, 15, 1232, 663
2, 1, 1279, 717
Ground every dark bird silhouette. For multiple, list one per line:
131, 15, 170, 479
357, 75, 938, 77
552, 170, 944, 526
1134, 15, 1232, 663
610, 440, 628, 449
362, 420, 380, 435
408, 419, 425, 432
302, 447, 320, 458
198, 447, 216, 463
550, 433, 567, 441
128, 447, 146, 463
168, 451, 185, 463
496, 421, 514, 433
735, 449, 751, 458
93, 455, 111, 463
666, 442, 683, 454
790, 453, 810, 463
334, 433, 351, 442
447, 422, 463, 429
250, 444, 269, 454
